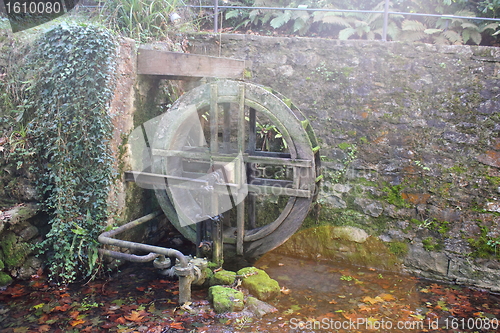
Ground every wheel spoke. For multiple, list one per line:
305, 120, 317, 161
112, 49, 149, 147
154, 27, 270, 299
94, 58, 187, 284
151, 80, 318, 258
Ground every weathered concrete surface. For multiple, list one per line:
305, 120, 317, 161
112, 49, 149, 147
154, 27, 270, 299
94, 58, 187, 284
187, 34, 500, 291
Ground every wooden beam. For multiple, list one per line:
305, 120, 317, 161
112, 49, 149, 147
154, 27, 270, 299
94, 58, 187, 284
137, 47, 245, 78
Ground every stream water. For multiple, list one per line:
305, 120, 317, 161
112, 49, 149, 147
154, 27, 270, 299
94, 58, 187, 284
0, 251, 499, 333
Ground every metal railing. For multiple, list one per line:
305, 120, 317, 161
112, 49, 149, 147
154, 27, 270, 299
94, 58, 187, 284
189, 0, 500, 41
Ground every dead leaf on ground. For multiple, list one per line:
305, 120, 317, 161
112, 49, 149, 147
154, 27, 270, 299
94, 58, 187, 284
69, 319, 85, 327
124, 310, 146, 322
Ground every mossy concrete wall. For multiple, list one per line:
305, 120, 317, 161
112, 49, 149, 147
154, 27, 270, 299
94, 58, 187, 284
188, 34, 500, 291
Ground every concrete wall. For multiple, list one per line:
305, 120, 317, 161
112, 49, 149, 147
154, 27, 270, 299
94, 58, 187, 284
187, 33, 500, 290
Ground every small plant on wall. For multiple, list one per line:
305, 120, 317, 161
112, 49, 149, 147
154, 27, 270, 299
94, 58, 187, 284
24, 24, 117, 283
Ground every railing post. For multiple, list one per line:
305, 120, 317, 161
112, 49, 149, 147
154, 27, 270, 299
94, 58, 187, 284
382, 0, 390, 41
214, 0, 219, 33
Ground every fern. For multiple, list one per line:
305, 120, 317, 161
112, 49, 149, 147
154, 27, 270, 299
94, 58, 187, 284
292, 11, 311, 34
465, 29, 482, 44
443, 30, 463, 44
226, 9, 241, 20
339, 27, 357, 40
424, 28, 442, 34
400, 30, 427, 41
270, 10, 292, 29
461, 22, 479, 30
481, 22, 500, 32
313, 12, 351, 28
402, 20, 426, 32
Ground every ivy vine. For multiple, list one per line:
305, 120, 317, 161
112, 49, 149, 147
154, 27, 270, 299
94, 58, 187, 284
25, 24, 117, 283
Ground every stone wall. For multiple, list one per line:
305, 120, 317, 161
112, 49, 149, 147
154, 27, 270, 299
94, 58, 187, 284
187, 34, 500, 291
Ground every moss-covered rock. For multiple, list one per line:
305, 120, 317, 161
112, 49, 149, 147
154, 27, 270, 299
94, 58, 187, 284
1, 231, 31, 268
208, 285, 244, 313
237, 267, 280, 301
210, 269, 236, 286
0, 272, 13, 287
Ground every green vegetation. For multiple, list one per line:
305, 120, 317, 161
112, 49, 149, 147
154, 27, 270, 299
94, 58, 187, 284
0, 272, 13, 287
1, 232, 30, 267
21, 24, 117, 283
422, 236, 443, 251
100, 0, 187, 41
388, 240, 409, 257
208, 285, 245, 313
411, 218, 450, 236
382, 184, 410, 208
237, 267, 280, 301
210, 269, 236, 286
468, 226, 500, 259
212, 0, 500, 44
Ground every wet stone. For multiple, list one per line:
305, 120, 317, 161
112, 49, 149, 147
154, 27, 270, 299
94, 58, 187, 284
237, 267, 280, 301
210, 270, 236, 286
208, 285, 244, 313
331, 226, 369, 243
244, 296, 278, 318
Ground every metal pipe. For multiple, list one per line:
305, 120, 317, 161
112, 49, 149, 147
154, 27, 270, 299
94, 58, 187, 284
98, 211, 194, 304
214, 0, 219, 33
188, 4, 500, 21
382, 0, 390, 42
98, 249, 159, 263
187, 5, 384, 14
98, 211, 188, 267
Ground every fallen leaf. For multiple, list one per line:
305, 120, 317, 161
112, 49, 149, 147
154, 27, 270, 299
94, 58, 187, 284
362, 296, 384, 305
37, 324, 51, 332
69, 319, 85, 327
379, 293, 396, 301
124, 310, 145, 322
170, 322, 185, 330
280, 286, 291, 295
69, 311, 80, 319
54, 304, 71, 312
410, 314, 425, 320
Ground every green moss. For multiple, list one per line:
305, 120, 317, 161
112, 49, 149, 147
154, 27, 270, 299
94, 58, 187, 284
337, 142, 356, 151
0, 272, 12, 287
207, 261, 220, 270
467, 226, 500, 259
1, 232, 31, 268
208, 285, 244, 313
388, 241, 409, 257
382, 184, 410, 208
210, 270, 236, 286
243, 68, 252, 79
277, 225, 403, 271
0, 259, 4, 270
422, 237, 442, 251
237, 267, 280, 301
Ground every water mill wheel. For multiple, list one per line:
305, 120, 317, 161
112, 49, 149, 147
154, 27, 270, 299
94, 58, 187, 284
136, 80, 320, 260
